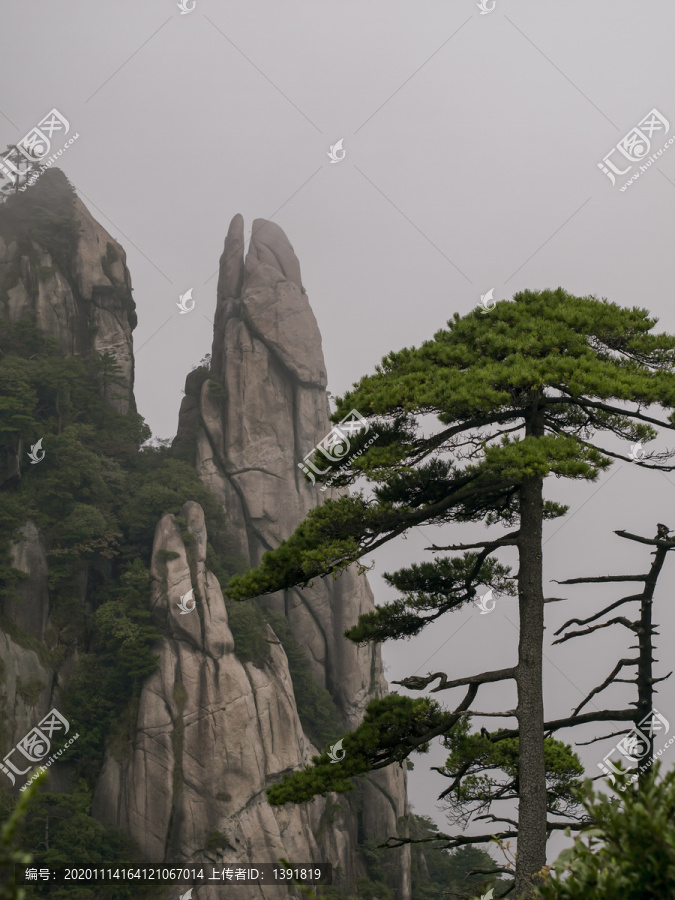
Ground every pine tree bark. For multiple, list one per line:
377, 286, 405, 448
514, 438, 547, 893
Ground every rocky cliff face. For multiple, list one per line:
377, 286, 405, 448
0, 176, 410, 899
0, 170, 136, 419
0, 171, 137, 795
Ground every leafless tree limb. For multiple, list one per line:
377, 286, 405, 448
497, 708, 635, 742
615, 529, 675, 548
576, 729, 629, 746
553, 575, 646, 584
554, 595, 643, 634
552, 617, 637, 645
381, 831, 518, 850
475, 814, 518, 828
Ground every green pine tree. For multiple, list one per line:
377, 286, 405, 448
227, 289, 675, 895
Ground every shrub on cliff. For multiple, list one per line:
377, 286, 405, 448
535, 763, 675, 899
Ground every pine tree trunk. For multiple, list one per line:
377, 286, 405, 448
514, 473, 547, 896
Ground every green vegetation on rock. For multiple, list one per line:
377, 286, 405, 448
535, 763, 675, 899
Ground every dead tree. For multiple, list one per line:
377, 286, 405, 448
385, 523, 674, 873
551, 524, 675, 788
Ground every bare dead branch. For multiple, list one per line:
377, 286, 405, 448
553, 617, 637, 645
568, 659, 638, 717
496, 708, 635, 742
576, 729, 629, 746
468, 867, 513, 876
554, 594, 643, 634
475, 814, 518, 828
615, 529, 675, 548
381, 831, 518, 850
553, 575, 646, 584
547, 821, 591, 832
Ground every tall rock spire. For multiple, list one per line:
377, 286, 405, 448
180, 216, 381, 720
169, 215, 411, 896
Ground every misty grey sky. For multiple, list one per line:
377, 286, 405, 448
3, 0, 675, 856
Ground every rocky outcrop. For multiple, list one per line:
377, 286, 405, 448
0, 169, 136, 416
0, 171, 136, 772
93, 501, 364, 900
5, 521, 50, 642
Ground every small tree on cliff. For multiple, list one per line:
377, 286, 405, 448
0, 145, 36, 200
227, 289, 675, 896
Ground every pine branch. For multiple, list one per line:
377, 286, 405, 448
426, 531, 520, 553
546, 394, 675, 432
369, 683, 480, 770
542, 413, 675, 470
393, 667, 517, 693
